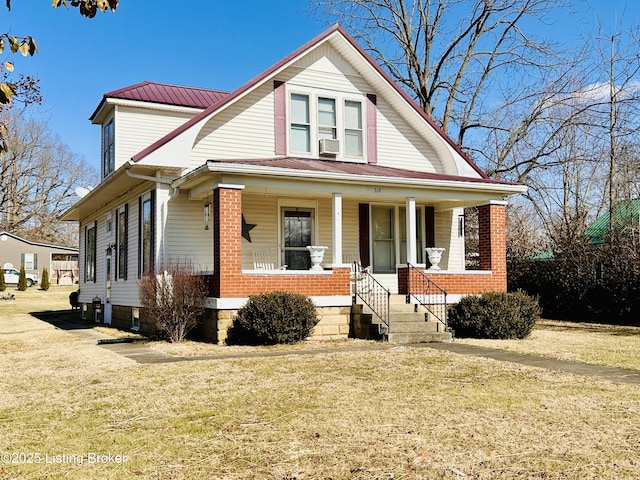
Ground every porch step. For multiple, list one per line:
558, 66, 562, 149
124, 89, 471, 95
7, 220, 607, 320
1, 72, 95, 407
351, 295, 452, 344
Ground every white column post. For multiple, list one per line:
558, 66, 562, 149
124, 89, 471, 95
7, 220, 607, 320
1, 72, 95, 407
332, 193, 343, 265
406, 197, 417, 265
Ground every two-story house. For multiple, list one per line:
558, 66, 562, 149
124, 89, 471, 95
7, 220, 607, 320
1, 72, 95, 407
61, 24, 525, 343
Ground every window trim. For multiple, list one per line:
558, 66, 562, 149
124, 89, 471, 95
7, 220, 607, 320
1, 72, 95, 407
115, 204, 128, 280
138, 191, 155, 278
277, 199, 318, 270
102, 118, 115, 179
85, 221, 97, 283
287, 86, 366, 160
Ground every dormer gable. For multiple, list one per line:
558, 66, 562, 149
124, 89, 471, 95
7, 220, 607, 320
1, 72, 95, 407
129, 25, 488, 181
91, 81, 229, 180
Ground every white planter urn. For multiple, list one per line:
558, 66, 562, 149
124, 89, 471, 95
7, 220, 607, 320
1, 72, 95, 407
426, 247, 445, 270
307, 246, 328, 271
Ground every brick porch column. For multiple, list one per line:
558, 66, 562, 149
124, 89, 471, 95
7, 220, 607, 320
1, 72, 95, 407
478, 200, 507, 290
213, 184, 245, 298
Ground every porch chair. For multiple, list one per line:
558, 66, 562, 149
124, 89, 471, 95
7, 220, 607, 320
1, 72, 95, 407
252, 248, 287, 271
344, 251, 371, 293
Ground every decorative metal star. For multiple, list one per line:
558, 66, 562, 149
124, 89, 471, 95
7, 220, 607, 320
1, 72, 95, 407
241, 214, 257, 242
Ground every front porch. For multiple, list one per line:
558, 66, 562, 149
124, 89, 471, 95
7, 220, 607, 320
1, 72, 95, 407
191, 184, 508, 344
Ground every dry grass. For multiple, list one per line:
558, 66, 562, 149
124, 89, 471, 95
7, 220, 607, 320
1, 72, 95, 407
1, 288, 639, 479
458, 319, 640, 371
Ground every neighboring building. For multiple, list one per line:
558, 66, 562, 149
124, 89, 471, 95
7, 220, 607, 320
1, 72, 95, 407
0, 231, 79, 285
584, 199, 640, 245
61, 25, 526, 342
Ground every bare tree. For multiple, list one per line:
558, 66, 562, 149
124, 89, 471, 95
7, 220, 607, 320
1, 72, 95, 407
311, 0, 569, 148
138, 263, 208, 343
0, 109, 97, 245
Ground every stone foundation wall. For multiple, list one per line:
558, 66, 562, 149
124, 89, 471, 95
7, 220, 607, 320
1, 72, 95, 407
199, 306, 351, 345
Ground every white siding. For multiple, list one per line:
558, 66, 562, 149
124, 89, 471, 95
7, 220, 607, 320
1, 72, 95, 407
434, 208, 465, 271
240, 195, 363, 269
78, 184, 154, 307
186, 43, 444, 174
115, 106, 196, 168
190, 83, 276, 167
240, 195, 280, 269
164, 191, 215, 272
376, 102, 442, 173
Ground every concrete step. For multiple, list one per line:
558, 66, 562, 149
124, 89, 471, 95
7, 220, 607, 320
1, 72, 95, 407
387, 320, 444, 334
388, 331, 453, 344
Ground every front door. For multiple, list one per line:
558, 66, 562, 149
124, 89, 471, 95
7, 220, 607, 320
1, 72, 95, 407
282, 208, 313, 270
372, 205, 396, 273
104, 254, 112, 325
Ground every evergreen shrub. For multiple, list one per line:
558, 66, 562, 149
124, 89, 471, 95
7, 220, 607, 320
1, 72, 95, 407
448, 291, 540, 339
41, 268, 50, 291
17, 266, 27, 291
227, 291, 318, 345
0, 266, 5, 291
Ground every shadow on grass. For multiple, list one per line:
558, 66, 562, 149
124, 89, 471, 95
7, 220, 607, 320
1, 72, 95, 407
538, 319, 640, 337
30, 309, 96, 331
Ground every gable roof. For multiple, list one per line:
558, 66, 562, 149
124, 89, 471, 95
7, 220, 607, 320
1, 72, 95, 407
129, 24, 489, 179
89, 81, 229, 121
0, 231, 78, 252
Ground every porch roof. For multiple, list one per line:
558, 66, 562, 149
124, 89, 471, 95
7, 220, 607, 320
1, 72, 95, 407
172, 157, 527, 209
175, 158, 526, 200
206, 158, 521, 186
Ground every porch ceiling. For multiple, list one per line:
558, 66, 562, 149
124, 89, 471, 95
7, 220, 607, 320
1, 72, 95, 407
175, 158, 526, 209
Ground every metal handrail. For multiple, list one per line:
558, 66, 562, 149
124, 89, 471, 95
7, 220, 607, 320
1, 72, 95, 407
406, 263, 448, 328
352, 262, 390, 337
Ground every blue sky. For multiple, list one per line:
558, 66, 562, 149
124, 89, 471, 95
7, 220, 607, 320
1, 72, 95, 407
2, 1, 639, 176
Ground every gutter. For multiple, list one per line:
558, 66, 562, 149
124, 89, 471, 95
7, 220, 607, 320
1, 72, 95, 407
125, 168, 179, 199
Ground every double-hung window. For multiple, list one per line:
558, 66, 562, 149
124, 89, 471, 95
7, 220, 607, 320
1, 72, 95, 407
116, 204, 128, 280
344, 100, 363, 157
318, 97, 337, 140
139, 191, 155, 277
85, 221, 97, 282
288, 89, 364, 159
290, 93, 311, 153
102, 119, 115, 178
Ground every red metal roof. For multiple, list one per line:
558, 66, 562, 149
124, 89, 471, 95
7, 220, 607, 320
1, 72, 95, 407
208, 158, 520, 186
104, 81, 228, 109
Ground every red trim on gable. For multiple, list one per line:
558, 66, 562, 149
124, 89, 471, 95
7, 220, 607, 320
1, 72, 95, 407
274, 80, 287, 155
130, 24, 488, 180
132, 25, 346, 163
366, 94, 377, 164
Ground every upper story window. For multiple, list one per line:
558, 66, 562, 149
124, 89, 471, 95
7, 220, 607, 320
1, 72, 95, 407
288, 88, 364, 160
102, 119, 115, 178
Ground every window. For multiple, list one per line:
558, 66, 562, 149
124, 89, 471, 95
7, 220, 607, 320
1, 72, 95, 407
290, 93, 310, 152
85, 222, 97, 282
116, 204, 128, 280
282, 208, 314, 270
318, 97, 336, 140
21, 253, 37, 270
288, 90, 364, 158
102, 119, 114, 178
139, 192, 155, 277
344, 100, 363, 157
105, 212, 113, 237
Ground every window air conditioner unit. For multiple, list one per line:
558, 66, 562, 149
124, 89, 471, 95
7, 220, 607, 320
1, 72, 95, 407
319, 138, 340, 156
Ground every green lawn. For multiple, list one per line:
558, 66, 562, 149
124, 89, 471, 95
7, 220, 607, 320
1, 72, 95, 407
1, 288, 639, 479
